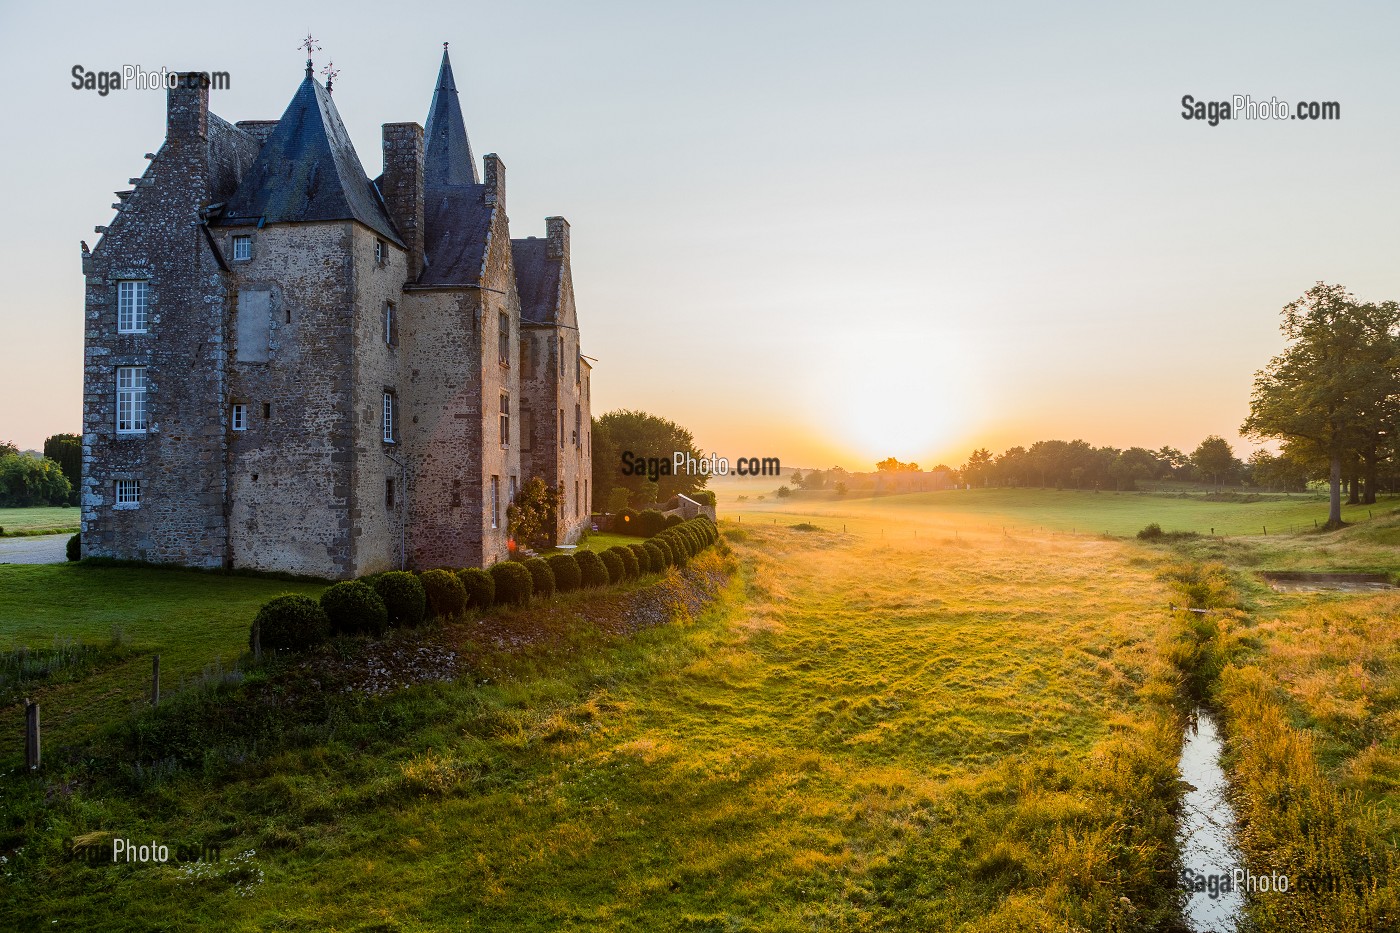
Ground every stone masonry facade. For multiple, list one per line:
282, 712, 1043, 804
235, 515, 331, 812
81, 52, 593, 578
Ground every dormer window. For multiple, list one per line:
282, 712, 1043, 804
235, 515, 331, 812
232, 235, 252, 261
117, 280, 148, 333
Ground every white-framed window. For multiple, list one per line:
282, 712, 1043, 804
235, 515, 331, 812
116, 366, 148, 434
384, 302, 396, 347
117, 280, 149, 333
115, 478, 142, 508
499, 392, 510, 447
231, 403, 248, 431
232, 236, 252, 261
490, 475, 500, 529
382, 392, 396, 443
498, 312, 510, 366
375, 239, 385, 264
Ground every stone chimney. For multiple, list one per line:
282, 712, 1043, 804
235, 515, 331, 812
381, 122, 425, 280
166, 72, 209, 143
483, 153, 505, 214
546, 216, 570, 261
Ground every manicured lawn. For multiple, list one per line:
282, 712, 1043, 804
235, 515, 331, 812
0, 506, 80, 535
0, 563, 324, 763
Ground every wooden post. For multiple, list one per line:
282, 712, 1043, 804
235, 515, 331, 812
24, 700, 40, 771
151, 655, 161, 707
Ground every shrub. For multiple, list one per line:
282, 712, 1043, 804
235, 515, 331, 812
1137, 523, 1164, 540
456, 567, 495, 611
643, 541, 667, 572
66, 533, 81, 562
421, 568, 468, 619
599, 549, 625, 585
546, 553, 582, 593
320, 580, 389, 636
522, 557, 556, 599
688, 490, 716, 507
627, 542, 652, 574
607, 545, 639, 580
650, 538, 675, 568
575, 549, 609, 588
663, 513, 684, 529
617, 508, 640, 535
638, 509, 667, 537
252, 594, 331, 655
490, 560, 534, 606
371, 571, 427, 627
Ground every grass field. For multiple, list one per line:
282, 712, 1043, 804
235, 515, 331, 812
716, 483, 1384, 539
0, 506, 80, 535
5, 491, 1400, 929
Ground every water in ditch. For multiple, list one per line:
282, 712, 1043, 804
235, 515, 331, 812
1177, 708, 1246, 932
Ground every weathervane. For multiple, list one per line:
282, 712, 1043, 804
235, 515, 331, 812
321, 60, 339, 94
299, 32, 321, 77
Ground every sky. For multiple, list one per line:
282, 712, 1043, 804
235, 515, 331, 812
2, 0, 1398, 471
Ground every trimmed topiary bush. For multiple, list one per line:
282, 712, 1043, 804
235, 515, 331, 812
575, 548, 609, 588
251, 593, 331, 655
546, 553, 582, 593
66, 533, 81, 562
457, 567, 495, 611
490, 560, 534, 606
523, 557, 556, 599
607, 545, 639, 580
421, 568, 468, 618
599, 549, 625, 585
663, 513, 684, 530
371, 571, 427, 627
627, 542, 652, 575
638, 509, 667, 538
649, 538, 674, 568
320, 580, 389, 636
617, 508, 640, 535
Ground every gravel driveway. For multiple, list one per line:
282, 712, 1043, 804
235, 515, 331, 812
0, 533, 71, 564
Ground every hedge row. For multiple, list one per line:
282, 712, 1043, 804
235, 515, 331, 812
250, 517, 721, 656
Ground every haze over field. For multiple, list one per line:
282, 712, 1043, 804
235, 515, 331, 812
3, 0, 1399, 468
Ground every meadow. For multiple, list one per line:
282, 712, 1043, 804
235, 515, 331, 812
0, 506, 80, 536
3, 490, 1400, 930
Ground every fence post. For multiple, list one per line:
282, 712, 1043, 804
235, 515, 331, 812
24, 700, 40, 771
151, 655, 161, 707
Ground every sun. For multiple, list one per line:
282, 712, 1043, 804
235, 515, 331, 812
814, 331, 981, 466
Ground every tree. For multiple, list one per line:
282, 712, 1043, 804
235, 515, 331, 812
1243, 283, 1400, 527
790, 470, 804, 487
961, 448, 994, 487
43, 433, 82, 504
606, 487, 631, 514
507, 477, 561, 551
776, 485, 792, 498
833, 481, 848, 496
803, 469, 825, 490
1247, 449, 1309, 492
593, 410, 709, 504
0, 440, 16, 459
0, 454, 73, 507
1191, 436, 1240, 489
876, 457, 919, 472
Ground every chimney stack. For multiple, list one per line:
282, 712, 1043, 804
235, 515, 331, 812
381, 122, 425, 280
166, 72, 209, 143
546, 216, 570, 262
483, 153, 505, 214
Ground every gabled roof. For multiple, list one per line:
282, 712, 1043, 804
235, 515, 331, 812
424, 49, 479, 189
511, 237, 562, 324
218, 73, 402, 245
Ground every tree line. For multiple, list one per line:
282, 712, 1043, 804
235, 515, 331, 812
0, 435, 81, 507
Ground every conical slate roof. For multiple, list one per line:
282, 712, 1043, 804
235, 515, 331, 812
220, 72, 402, 244
424, 49, 478, 189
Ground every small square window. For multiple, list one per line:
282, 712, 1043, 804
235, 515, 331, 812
115, 478, 142, 508
231, 403, 247, 431
232, 236, 251, 261
117, 280, 149, 333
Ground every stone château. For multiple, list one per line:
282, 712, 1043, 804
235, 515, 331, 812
80, 48, 593, 578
